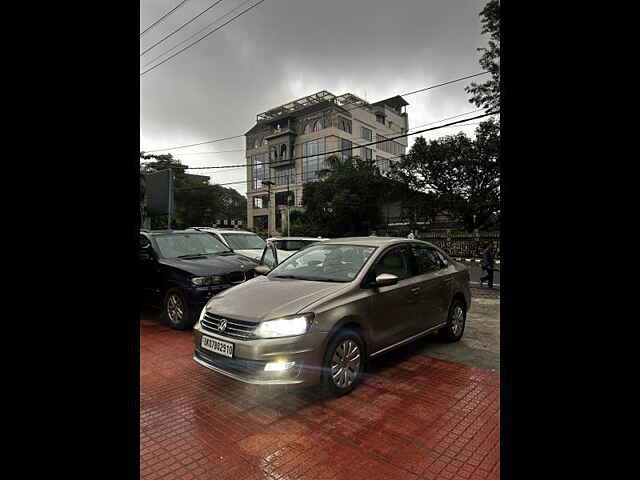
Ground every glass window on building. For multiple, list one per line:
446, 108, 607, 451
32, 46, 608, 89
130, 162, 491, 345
363, 148, 373, 161
341, 138, 352, 162
275, 166, 295, 186
377, 156, 390, 173
251, 153, 268, 189
253, 195, 268, 209
337, 117, 352, 134
302, 138, 326, 182
275, 191, 294, 206
361, 126, 372, 141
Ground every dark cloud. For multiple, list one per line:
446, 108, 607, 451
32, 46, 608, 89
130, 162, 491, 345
141, 0, 488, 195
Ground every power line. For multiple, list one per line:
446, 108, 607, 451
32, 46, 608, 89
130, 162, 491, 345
141, 0, 256, 69
140, 0, 225, 57
140, 0, 191, 37
180, 111, 497, 170
140, 0, 267, 77
141, 72, 488, 153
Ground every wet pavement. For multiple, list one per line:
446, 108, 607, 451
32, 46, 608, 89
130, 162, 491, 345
140, 309, 500, 480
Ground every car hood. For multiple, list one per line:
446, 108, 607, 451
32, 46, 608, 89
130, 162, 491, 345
159, 254, 256, 276
234, 249, 263, 261
204, 275, 348, 321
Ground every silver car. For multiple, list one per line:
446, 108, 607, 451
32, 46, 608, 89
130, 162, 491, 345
193, 237, 471, 396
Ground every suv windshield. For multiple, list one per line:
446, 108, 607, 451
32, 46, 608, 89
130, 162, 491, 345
269, 244, 376, 283
155, 233, 231, 258
221, 233, 266, 250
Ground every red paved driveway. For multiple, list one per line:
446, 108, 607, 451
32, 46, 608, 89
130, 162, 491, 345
141, 315, 500, 480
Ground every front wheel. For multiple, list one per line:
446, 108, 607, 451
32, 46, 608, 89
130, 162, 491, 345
439, 298, 466, 342
162, 288, 194, 330
320, 330, 365, 396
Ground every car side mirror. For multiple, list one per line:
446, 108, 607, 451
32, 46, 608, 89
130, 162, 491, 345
375, 273, 398, 287
254, 265, 271, 275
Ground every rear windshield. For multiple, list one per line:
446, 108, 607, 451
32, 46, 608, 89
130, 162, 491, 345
221, 233, 266, 250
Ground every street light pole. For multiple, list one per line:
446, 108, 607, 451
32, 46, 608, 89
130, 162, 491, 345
262, 179, 275, 238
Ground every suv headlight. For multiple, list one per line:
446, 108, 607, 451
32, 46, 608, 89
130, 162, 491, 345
191, 275, 225, 286
254, 313, 314, 339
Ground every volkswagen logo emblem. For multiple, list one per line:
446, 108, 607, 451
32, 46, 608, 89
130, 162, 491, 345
218, 319, 227, 332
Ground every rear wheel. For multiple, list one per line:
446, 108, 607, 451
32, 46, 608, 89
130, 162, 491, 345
162, 288, 194, 330
439, 298, 466, 342
320, 330, 364, 396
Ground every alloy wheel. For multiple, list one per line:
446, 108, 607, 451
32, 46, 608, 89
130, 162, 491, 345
330, 339, 361, 388
167, 293, 184, 324
451, 305, 465, 336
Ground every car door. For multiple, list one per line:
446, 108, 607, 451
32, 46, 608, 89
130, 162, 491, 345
408, 244, 453, 332
365, 245, 423, 352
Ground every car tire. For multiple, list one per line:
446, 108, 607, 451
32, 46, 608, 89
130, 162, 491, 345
162, 288, 193, 330
320, 329, 365, 397
439, 298, 466, 342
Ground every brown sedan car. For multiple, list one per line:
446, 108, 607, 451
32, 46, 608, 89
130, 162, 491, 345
193, 237, 471, 395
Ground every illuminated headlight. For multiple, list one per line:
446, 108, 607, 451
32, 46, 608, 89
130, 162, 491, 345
254, 313, 313, 339
191, 275, 225, 286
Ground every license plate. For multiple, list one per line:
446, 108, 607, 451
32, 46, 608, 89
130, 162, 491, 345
201, 336, 234, 358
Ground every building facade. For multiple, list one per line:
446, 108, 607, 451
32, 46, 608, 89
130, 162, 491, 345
245, 90, 409, 235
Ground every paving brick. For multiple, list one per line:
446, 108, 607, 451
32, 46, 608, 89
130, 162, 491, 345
140, 315, 500, 479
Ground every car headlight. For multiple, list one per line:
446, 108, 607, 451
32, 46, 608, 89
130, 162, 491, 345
191, 275, 225, 286
195, 304, 208, 329
254, 313, 314, 339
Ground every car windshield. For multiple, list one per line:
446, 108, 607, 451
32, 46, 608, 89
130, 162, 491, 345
221, 233, 266, 250
154, 233, 231, 258
269, 244, 376, 283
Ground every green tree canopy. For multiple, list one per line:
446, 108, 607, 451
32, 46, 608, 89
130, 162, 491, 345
390, 119, 500, 232
466, 0, 500, 112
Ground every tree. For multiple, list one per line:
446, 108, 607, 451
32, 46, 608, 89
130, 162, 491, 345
389, 119, 500, 232
465, 0, 500, 112
292, 156, 402, 237
140, 152, 247, 229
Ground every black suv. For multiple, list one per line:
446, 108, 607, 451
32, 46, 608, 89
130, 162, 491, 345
140, 230, 258, 329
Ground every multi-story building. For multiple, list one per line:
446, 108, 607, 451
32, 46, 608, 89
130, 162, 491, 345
244, 90, 409, 235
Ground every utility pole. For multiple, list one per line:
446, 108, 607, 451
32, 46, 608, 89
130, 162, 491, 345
167, 168, 173, 230
262, 179, 275, 237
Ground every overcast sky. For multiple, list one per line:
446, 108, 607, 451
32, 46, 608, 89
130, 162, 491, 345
140, 0, 489, 196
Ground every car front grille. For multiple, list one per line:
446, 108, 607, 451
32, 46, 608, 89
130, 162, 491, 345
201, 312, 258, 340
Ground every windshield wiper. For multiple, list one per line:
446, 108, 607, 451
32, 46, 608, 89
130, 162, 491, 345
271, 274, 304, 280
177, 254, 208, 259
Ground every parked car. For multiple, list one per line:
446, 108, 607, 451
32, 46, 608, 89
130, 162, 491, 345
260, 236, 330, 268
140, 230, 258, 330
193, 237, 471, 395
187, 228, 272, 262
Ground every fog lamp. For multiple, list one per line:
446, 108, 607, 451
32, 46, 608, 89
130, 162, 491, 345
264, 361, 296, 372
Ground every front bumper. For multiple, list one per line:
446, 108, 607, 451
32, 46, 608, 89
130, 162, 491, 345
192, 324, 327, 386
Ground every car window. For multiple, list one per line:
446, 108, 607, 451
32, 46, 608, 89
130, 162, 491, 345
221, 233, 266, 250
269, 244, 376, 283
374, 248, 411, 280
412, 245, 443, 274
261, 245, 277, 268
434, 249, 449, 267
154, 233, 231, 258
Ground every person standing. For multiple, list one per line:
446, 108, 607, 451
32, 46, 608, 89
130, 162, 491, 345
480, 242, 495, 288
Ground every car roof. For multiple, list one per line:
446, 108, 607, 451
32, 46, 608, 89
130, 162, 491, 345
142, 230, 212, 236
320, 236, 436, 248
267, 237, 329, 241
187, 227, 255, 234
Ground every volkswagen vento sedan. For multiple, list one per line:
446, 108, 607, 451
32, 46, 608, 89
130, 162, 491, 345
193, 237, 471, 396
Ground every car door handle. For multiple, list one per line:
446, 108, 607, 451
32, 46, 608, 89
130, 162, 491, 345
443, 278, 453, 283
411, 287, 421, 294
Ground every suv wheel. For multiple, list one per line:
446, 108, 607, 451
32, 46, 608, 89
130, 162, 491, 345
321, 330, 364, 396
439, 298, 466, 342
163, 288, 193, 330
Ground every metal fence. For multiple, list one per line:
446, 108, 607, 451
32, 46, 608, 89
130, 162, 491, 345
418, 232, 500, 260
